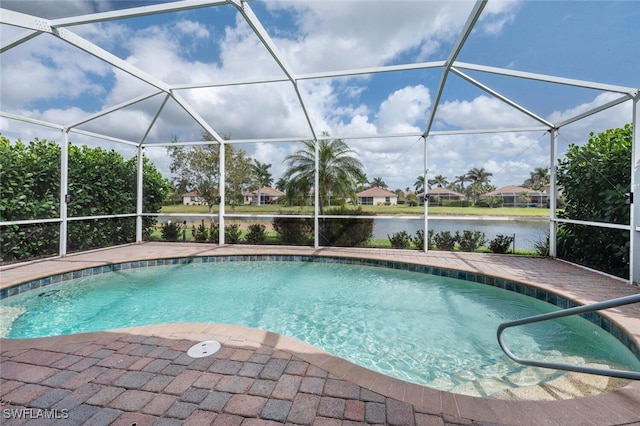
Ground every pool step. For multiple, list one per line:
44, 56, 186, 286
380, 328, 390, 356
445, 360, 630, 400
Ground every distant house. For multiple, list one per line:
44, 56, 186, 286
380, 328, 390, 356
182, 191, 205, 206
482, 185, 549, 207
243, 187, 285, 205
357, 187, 398, 206
418, 188, 465, 205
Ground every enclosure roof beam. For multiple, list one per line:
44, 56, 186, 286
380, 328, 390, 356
170, 61, 446, 91
297, 61, 446, 80
68, 128, 139, 147
65, 90, 164, 129
171, 91, 226, 144
0, 29, 41, 53
140, 94, 171, 147
0, 8, 51, 31
50, 0, 229, 27
0, 111, 64, 130
141, 126, 549, 147
556, 93, 637, 129
230, 0, 318, 141
50, 26, 170, 93
455, 62, 637, 95
422, 0, 487, 140
451, 67, 554, 128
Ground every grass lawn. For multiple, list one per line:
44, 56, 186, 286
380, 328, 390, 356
161, 204, 551, 217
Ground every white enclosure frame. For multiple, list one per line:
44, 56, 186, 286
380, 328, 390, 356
0, 0, 638, 284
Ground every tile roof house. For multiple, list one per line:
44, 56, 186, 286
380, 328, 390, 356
243, 187, 285, 205
482, 185, 549, 207
418, 188, 465, 205
357, 187, 398, 206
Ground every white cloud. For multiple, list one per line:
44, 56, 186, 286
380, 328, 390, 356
377, 85, 431, 134
438, 95, 540, 129
176, 20, 210, 39
479, 0, 520, 35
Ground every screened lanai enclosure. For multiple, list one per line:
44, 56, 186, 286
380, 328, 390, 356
1, 1, 638, 284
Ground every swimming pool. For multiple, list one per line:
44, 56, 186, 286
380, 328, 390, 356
2, 256, 639, 396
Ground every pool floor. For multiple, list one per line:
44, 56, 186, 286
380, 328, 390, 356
1, 243, 640, 424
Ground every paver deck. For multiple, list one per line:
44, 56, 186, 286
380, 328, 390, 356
1, 242, 640, 425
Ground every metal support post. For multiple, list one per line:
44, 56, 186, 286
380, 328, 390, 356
136, 145, 144, 243
549, 129, 558, 257
219, 142, 225, 245
631, 93, 639, 285
423, 136, 429, 253
314, 138, 320, 249
59, 130, 69, 257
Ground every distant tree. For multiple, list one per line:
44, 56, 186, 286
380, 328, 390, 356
254, 160, 273, 188
466, 167, 493, 204
283, 135, 366, 215
167, 132, 256, 212
481, 195, 501, 208
556, 124, 632, 278
523, 167, 550, 190
517, 191, 532, 207
453, 174, 470, 192
414, 175, 425, 193
253, 160, 273, 206
370, 177, 388, 189
429, 174, 448, 188
275, 177, 288, 192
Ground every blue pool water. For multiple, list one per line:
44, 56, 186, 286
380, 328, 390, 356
2, 261, 638, 392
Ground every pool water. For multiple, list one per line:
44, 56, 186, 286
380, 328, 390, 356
2, 261, 638, 392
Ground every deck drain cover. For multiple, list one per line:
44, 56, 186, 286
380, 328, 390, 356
187, 340, 221, 358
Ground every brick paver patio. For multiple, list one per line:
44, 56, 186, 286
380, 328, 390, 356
1, 243, 640, 425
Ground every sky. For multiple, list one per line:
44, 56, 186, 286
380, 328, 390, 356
1, 0, 638, 193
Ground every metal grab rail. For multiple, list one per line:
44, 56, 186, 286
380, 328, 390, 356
497, 293, 640, 380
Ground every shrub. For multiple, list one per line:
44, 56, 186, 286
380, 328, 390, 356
319, 206, 374, 247
433, 231, 456, 250
412, 229, 424, 250
272, 216, 314, 245
192, 220, 208, 242
441, 200, 472, 207
534, 232, 550, 256
388, 231, 412, 249
245, 223, 267, 245
224, 224, 242, 243
161, 221, 181, 241
208, 222, 219, 243
456, 230, 486, 252
489, 234, 514, 254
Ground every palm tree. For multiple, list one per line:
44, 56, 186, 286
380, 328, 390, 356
275, 177, 288, 192
430, 174, 448, 188
370, 177, 387, 189
253, 160, 273, 206
283, 137, 366, 215
414, 176, 425, 193
466, 167, 493, 204
454, 174, 470, 192
523, 167, 550, 190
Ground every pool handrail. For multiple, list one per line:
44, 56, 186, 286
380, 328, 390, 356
497, 293, 640, 380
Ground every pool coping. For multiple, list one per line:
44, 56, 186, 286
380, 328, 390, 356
2, 242, 640, 424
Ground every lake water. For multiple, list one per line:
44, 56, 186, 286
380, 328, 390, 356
374, 217, 549, 251
160, 215, 549, 251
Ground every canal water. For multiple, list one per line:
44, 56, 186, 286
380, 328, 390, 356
160, 216, 549, 251
373, 217, 548, 251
